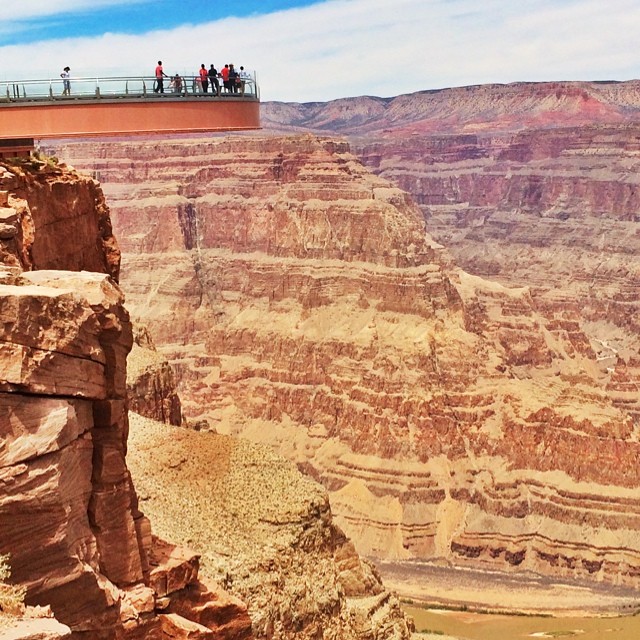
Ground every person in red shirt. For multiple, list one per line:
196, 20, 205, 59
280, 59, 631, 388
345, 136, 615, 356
199, 64, 209, 93
154, 60, 167, 93
221, 64, 230, 92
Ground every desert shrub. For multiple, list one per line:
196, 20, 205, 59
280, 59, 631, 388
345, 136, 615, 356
0, 554, 26, 617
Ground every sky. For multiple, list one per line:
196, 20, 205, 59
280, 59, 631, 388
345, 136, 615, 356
1, 0, 639, 103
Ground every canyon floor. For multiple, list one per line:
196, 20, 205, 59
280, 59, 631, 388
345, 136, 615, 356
407, 606, 640, 640
381, 561, 639, 616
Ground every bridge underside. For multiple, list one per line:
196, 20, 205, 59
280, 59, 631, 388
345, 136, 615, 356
0, 97, 260, 140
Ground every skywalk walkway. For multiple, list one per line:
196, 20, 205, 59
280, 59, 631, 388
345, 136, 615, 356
0, 75, 261, 154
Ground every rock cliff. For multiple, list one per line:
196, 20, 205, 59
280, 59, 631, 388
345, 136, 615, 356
48, 135, 640, 596
0, 160, 252, 639
0, 156, 119, 279
0, 157, 412, 638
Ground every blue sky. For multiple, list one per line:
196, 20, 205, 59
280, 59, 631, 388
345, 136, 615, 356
1, 0, 639, 102
0, 1, 319, 45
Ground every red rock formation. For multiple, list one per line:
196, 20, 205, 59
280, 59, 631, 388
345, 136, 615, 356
48, 135, 640, 595
0, 160, 251, 639
1, 156, 414, 638
0, 157, 119, 279
127, 327, 183, 426
349, 125, 640, 423
0, 266, 251, 640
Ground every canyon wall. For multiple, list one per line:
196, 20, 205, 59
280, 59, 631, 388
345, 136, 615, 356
350, 125, 640, 422
262, 82, 640, 426
0, 160, 252, 639
50, 135, 640, 594
0, 158, 412, 638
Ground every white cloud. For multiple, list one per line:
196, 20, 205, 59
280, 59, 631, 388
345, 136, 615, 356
0, 0, 639, 102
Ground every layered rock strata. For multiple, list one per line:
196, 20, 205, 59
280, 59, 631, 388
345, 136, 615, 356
262, 84, 640, 425
351, 125, 640, 423
0, 266, 250, 639
0, 160, 251, 639
49, 136, 640, 592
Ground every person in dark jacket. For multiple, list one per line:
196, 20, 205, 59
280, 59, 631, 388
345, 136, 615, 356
208, 64, 220, 95
228, 63, 238, 93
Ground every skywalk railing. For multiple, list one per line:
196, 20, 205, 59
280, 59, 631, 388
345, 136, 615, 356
0, 74, 259, 103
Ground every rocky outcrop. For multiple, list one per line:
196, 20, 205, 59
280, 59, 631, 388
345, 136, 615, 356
127, 327, 183, 426
48, 135, 640, 595
0, 157, 415, 637
127, 413, 413, 640
0, 157, 119, 279
0, 266, 250, 639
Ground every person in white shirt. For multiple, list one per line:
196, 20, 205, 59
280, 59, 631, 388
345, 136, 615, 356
60, 66, 71, 95
238, 66, 251, 94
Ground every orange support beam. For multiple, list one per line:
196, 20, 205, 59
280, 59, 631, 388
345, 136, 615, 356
0, 98, 260, 139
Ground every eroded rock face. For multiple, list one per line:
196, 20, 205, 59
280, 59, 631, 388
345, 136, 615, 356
48, 135, 640, 592
263, 85, 640, 428
260, 80, 640, 135
0, 159, 119, 280
127, 327, 183, 426
0, 160, 252, 640
1, 268, 136, 636
0, 268, 251, 640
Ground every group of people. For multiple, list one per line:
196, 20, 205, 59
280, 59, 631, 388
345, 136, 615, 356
155, 61, 250, 95
57, 62, 251, 97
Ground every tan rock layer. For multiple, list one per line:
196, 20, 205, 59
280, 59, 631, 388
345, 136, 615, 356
47, 135, 640, 593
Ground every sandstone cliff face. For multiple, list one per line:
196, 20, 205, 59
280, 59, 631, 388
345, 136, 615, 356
0, 161, 252, 639
49, 135, 640, 593
0, 265, 251, 640
266, 83, 640, 498
0, 157, 119, 279
0, 157, 413, 638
